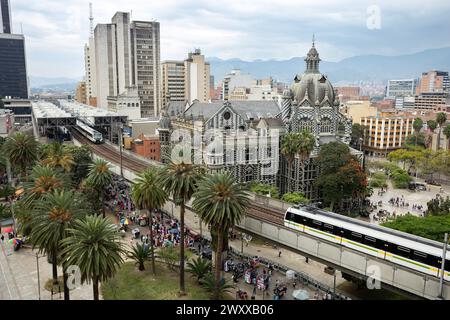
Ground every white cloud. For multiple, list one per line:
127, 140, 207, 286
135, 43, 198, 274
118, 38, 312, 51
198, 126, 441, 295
7, 0, 450, 77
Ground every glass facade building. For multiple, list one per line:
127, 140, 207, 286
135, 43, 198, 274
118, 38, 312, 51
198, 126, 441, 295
0, 0, 11, 34
0, 34, 28, 99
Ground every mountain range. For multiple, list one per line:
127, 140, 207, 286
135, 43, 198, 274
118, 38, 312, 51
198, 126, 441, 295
208, 47, 450, 85
29, 47, 450, 89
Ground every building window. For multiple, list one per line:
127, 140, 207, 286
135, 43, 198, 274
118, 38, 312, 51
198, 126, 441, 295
299, 117, 313, 132
320, 118, 332, 133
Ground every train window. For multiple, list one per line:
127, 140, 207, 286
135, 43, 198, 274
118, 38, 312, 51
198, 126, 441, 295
293, 215, 303, 224
324, 224, 334, 232
446, 260, 450, 272
350, 232, 363, 243
397, 246, 411, 258
285, 212, 295, 222
302, 218, 312, 227
413, 251, 428, 263
312, 220, 322, 230
365, 236, 376, 243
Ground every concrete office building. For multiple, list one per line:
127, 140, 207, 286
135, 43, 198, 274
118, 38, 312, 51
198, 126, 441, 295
85, 11, 161, 117
162, 60, 186, 108
386, 79, 416, 98
75, 81, 87, 104
361, 116, 415, 156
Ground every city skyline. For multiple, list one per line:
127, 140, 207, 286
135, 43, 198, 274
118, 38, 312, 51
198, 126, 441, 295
9, 0, 450, 78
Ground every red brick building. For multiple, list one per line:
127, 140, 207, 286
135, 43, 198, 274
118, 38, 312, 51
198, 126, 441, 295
131, 133, 161, 161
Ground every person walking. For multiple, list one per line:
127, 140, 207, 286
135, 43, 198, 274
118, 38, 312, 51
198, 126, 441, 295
278, 250, 282, 258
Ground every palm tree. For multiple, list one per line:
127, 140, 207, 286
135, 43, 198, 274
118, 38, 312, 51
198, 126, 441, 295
436, 112, 448, 149
192, 173, 251, 300
200, 273, 235, 300
86, 159, 113, 218
281, 133, 301, 193
127, 243, 151, 271
23, 165, 70, 206
30, 190, 87, 300
3, 132, 38, 179
41, 142, 75, 172
413, 118, 423, 146
427, 120, 437, 133
61, 215, 125, 300
160, 162, 203, 295
187, 257, 212, 283
131, 167, 168, 275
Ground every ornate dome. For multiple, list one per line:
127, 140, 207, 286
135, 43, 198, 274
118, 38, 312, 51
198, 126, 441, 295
291, 40, 335, 105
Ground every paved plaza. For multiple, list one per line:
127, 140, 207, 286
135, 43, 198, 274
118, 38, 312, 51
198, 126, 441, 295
368, 177, 449, 223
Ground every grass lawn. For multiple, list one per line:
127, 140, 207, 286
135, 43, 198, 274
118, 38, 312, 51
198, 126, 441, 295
337, 281, 411, 300
102, 261, 213, 300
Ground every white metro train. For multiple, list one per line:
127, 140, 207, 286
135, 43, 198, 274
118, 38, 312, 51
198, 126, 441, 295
74, 120, 104, 144
284, 205, 450, 281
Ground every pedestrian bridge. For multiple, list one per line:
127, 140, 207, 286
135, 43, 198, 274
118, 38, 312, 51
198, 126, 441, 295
73, 137, 450, 300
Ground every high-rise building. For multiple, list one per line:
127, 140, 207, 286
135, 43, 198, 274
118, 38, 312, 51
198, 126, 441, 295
85, 11, 161, 117
184, 49, 210, 104
0, 0, 28, 99
131, 20, 161, 118
161, 49, 211, 107
416, 70, 450, 94
0, 0, 11, 34
162, 60, 185, 108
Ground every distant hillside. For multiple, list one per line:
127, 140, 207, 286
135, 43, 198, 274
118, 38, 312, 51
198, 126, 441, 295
30, 76, 81, 89
208, 47, 450, 85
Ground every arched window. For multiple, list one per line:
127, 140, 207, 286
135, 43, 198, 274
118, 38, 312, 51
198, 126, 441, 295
299, 117, 313, 133
320, 117, 332, 133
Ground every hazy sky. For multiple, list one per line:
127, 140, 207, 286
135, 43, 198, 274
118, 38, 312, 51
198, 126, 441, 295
10, 0, 450, 78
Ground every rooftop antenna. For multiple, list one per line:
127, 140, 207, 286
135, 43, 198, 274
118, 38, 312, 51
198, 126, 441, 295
130, 10, 133, 20
20, 23, 23, 34
312, 33, 315, 47
89, 3, 94, 37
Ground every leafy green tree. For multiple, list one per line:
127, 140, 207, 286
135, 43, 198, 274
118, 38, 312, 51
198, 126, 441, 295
131, 167, 168, 275
200, 273, 234, 300
413, 118, 423, 146
391, 168, 412, 189
426, 196, 450, 216
192, 173, 251, 300
427, 120, 437, 133
282, 192, 309, 204
86, 159, 112, 218
405, 133, 426, 148
250, 183, 279, 199
30, 190, 87, 300
314, 142, 367, 212
0, 203, 11, 220
383, 214, 450, 242
3, 132, 39, 179
66, 145, 92, 184
187, 257, 212, 283
61, 215, 125, 300
160, 162, 203, 295
127, 243, 151, 271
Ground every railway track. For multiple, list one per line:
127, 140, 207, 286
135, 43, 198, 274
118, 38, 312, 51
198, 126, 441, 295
71, 130, 286, 225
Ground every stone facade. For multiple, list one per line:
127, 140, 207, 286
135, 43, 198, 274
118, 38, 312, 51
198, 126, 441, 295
157, 42, 361, 201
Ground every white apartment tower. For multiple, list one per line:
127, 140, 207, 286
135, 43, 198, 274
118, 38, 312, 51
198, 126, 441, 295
185, 49, 211, 104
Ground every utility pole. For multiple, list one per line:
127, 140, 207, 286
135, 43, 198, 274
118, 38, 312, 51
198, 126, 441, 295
439, 233, 448, 299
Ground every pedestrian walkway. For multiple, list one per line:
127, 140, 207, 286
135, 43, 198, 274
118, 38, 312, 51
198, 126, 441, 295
0, 241, 93, 300
162, 202, 348, 299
